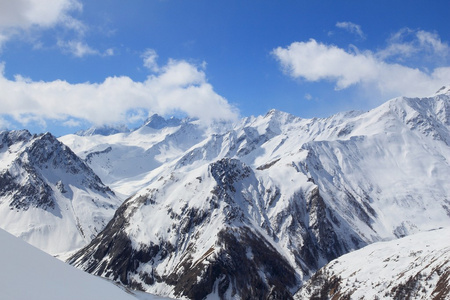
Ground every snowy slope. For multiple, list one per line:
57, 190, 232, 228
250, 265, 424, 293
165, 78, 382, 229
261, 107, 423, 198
0, 228, 171, 300
59, 115, 214, 197
0, 130, 122, 256
69, 88, 450, 299
295, 227, 450, 300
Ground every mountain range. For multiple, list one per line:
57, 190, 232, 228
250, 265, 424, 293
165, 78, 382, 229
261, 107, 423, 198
1, 86, 450, 299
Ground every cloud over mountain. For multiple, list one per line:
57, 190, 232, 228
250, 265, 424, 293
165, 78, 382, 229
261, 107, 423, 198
0, 56, 239, 127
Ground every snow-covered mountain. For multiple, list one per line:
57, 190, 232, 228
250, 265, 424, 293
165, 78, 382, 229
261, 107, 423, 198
295, 227, 450, 300
0, 227, 172, 300
67, 88, 450, 299
76, 124, 130, 136
59, 115, 218, 197
143, 114, 183, 130
0, 130, 121, 256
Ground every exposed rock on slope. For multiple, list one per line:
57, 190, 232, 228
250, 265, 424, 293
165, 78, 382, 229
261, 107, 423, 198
70, 158, 304, 299
0, 130, 121, 255
295, 227, 450, 300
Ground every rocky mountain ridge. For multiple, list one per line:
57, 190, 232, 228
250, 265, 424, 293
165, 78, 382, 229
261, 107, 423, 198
0, 130, 121, 255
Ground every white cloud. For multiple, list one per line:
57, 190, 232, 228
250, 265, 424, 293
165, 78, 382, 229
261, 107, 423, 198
0, 0, 83, 43
416, 30, 450, 56
104, 48, 114, 56
63, 119, 81, 127
142, 48, 159, 72
336, 21, 365, 39
57, 40, 98, 57
272, 34, 450, 98
0, 0, 103, 56
273, 39, 376, 89
377, 28, 450, 61
0, 59, 239, 127
0, 0, 81, 29
0, 117, 11, 130
57, 40, 115, 58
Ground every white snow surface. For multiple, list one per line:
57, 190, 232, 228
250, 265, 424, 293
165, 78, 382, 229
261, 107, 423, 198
0, 131, 122, 256
296, 227, 450, 299
0, 228, 170, 300
59, 118, 212, 197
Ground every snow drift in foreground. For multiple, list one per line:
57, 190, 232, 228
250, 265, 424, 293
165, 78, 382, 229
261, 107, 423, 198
296, 227, 450, 300
0, 228, 172, 300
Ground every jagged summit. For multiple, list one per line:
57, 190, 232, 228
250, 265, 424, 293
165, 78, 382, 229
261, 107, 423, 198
143, 114, 183, 129
75, 115, 185, 137
263, 109, 301, 127
0, 129, 33, 145
0, 130, 121, 255
433, 85, 450, 96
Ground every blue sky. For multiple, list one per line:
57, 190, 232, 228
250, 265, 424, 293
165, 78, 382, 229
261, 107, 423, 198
0, 0, 449, 136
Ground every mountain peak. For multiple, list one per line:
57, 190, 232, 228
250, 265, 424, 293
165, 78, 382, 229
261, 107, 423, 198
264, 108, 294, 118
0, 129, 120, 255
433, 85, 450, 96
143, 114, 182, 129
76, 125, 129, 136
0, 129, 32, 148
260, 109, 301, 133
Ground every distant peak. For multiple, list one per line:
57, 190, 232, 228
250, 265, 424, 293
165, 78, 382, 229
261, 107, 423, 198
266, 108, 279, 115
263, 109, 300, 123
0, 129, 32, 147
76, 125, 129, 136
433, 85, 450, 96
2, 129, 32, 139
143, 114, 182, 129
37, 132, 57, 143
265, 109, 292, 118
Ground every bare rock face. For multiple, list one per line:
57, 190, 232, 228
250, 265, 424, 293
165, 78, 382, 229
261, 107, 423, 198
1, 168, 55, 211
167, 227, 297, 300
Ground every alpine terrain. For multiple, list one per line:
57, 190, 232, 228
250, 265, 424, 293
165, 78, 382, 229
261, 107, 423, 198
296, 227, 450, 300
60, 87, 450, 299
0, 130, 121, 256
